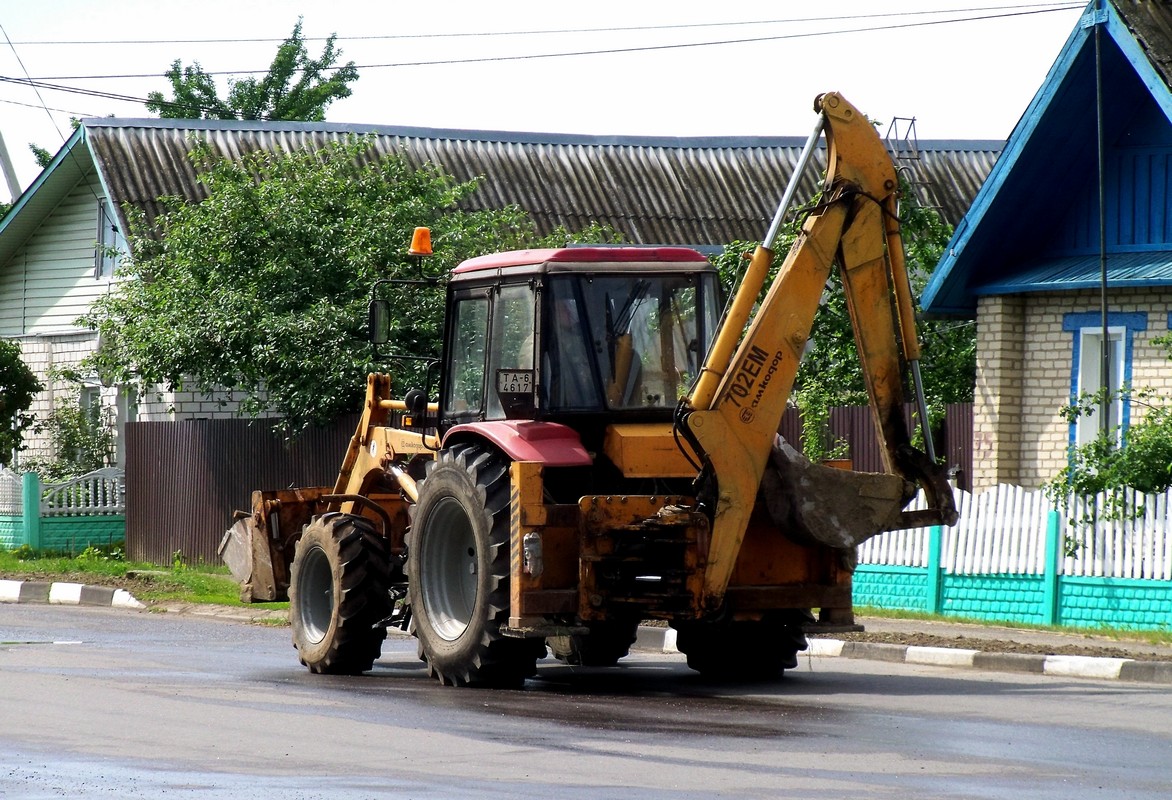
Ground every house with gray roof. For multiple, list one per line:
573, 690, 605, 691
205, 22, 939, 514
0, 115, 998, 465
923, 0, 1172, 491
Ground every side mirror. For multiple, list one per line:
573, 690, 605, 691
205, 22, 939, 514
368, 299, 391, 345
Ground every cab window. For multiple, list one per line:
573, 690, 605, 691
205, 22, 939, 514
485, 284, 537, 420
444, 296, 488, 418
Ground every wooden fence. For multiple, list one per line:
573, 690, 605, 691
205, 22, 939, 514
123, 404, 973, 566
124, 416, 357, 565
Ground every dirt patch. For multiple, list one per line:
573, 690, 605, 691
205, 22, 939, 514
820, 630, 1171, 662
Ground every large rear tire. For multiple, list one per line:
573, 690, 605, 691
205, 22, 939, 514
673, 611, 811, 681
407, 443, 542, 687
548, 618, 640, 667
289, 513, 392, 675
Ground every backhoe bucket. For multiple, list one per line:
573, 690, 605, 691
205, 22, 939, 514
760, 437, 914, 550
218, 517, 278, 602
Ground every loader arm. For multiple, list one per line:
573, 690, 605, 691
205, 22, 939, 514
331, 373, 438, 509
682, 92, 956, 612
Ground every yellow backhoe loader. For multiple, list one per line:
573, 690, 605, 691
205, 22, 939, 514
223, 92, 957, 685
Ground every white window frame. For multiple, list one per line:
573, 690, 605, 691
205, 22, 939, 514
96, 198, 128, 279
79, 384, 101, 416
1064, 312, 1146, 451
1074, 326, 1125, 447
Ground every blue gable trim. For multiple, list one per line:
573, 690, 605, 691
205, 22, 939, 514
922, 6, 1097, 316
922, 1, 1172, 318
1109, 4, 1172, 126
0, 125, 86, 238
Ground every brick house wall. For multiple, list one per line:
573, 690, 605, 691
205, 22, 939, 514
135, 388, 266, 422
15, 330, 263, 468
973, 287, 1172, 490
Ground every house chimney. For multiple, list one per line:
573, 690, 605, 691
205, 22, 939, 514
0, 131, 23, 203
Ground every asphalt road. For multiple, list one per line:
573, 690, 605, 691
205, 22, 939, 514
2, 604, 1170, 799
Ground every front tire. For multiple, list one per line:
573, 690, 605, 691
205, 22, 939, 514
289, 513, 392, 675
408, 443, 541, 687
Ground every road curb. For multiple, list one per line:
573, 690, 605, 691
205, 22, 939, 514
0, 579, 145, 610
809, 637, 1172, 684
632, 626, 1172, 685
8, 593, 1168, 685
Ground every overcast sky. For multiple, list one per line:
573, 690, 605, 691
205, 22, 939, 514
0, 1, 1087, 198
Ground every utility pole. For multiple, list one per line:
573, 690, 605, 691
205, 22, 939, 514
1094, 4, 1111, 437
0, 131, 22, 203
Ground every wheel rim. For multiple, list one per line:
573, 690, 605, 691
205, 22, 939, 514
298, 545, 334, 645
420, 496, 478, 641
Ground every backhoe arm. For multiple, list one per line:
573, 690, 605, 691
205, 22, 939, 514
682, 92, 956, 612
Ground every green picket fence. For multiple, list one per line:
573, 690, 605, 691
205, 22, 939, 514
857, 484, 1172, 630
0, 467, 126, 553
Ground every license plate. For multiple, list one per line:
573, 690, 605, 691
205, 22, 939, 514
496, 369, 534, 394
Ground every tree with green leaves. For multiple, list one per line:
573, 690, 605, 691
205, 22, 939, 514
1046, 380, 1172, 530
145, 19, 357, 121
79, 137, 615, 432
0, 339, 44, 465
710, 185, 974, 459
29, 144, 52, 169
22, 393, 116, 481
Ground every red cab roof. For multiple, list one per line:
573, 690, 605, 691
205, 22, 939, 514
452, 246, 710, 276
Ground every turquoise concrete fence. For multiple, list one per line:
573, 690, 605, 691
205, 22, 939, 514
856, 485, 1172, 631
0, 467, 126, 553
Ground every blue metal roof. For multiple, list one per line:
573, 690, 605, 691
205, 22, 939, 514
922, 0, 1172, 317
975, 251, 1172, 294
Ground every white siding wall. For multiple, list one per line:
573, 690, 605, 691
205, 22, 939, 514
0, 173, 114, 336
0, 171, 266, 463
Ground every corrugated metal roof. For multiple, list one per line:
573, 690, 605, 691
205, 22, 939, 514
78, 118, 1001, 248
975, 251, 1172, 294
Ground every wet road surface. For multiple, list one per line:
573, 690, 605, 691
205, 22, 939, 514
2, 604, 1169, 799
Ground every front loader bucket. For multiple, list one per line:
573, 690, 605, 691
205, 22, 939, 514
218, 517, 279, 602
759, 437, 914, 550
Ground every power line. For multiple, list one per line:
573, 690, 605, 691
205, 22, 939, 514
4, 3, 1085, 47
0, 95, 93, 116
0, 23, 101, 199
0, 22, 68, 142
351, 7, 1085, 72
0, 75, 149, 106
26, 5, 1084, 82
1, 3, 1084, 124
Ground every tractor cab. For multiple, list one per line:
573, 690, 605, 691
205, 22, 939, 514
437, 246, 722, 433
